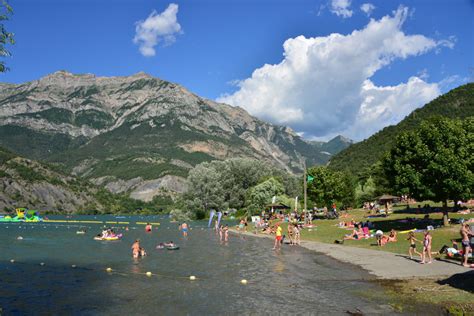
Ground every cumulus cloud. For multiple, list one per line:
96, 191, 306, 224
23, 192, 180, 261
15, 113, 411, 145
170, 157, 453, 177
352, 77, 439, 139
331, 0, 353, 18
133, 3, 182, 57
218, 7, 453, 141
360, 3, 375, 16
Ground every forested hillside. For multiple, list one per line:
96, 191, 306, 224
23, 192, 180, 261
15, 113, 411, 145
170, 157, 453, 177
329, 83, 474, 178
0, 146, 172, 213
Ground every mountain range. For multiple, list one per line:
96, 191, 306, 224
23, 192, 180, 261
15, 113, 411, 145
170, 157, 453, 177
0, 71, 352, 201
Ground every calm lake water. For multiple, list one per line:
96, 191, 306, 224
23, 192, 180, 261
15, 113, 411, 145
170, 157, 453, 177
0, 215, 437, 315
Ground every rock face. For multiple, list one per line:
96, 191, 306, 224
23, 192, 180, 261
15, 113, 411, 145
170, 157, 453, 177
0, 150, 103, 213
0, 71, 352, 200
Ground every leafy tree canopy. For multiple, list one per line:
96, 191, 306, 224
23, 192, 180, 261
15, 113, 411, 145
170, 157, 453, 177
382, 116, 473, 205
246, 177, 284, 215
307, 166, 355, 208
184, 158, 301, 216
0, 0, 14, 72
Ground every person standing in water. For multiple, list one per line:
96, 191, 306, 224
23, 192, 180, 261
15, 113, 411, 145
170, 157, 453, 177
145, 223, 152, 232
131, 239, 141, 258
219, 224, 223, 241
272, 223, 282, 250
214, 218, 219, 234
224, 224, 229, 242
180, 222, 189, 237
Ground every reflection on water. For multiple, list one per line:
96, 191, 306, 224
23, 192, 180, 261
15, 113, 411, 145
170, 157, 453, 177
0, 215, 428, 315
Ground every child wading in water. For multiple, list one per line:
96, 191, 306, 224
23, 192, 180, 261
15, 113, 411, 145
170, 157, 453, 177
272, 223, 282, 250
180, 222, 189, 237
407, 231, 422, 260
223, 224, 229, 242
421, 231, 433, 264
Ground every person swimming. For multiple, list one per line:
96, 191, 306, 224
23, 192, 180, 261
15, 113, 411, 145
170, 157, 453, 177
164, 241, 175, 247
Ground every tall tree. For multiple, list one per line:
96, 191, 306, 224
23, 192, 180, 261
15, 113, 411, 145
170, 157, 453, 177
185, 161, 227, 213
306, 166, 355, 208
382, 116, 473, 206
246, 177, 284, 214
0, 0, 14, 72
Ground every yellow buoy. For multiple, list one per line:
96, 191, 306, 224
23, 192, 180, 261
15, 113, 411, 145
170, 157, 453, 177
189, 275, 196, 281
241, 279, 248, 285
146, 271, 152, 277
106, 267, 112, 272
10, 259, 15, 263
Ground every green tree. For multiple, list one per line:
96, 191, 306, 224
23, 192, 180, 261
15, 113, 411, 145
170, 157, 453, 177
219, 158, 272, 210
1, 0, 14, 72
184, 161, 227, 213
184, 158, 299, 216
383, 116, 473, 206
246, 177, 284, 214
355, 176, 376, 206
306, 166, 355, 208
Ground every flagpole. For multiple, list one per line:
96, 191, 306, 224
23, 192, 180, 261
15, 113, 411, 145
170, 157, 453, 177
303, 160, 307, 224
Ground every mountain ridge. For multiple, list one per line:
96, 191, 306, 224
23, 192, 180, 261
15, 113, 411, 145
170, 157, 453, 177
0, 71, 352, 201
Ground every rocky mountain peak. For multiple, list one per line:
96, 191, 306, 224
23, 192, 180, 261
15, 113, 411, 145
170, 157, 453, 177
0, 71, 354, 200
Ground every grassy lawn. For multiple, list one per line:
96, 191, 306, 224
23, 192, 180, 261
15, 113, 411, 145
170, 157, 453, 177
276, 202, 474, 260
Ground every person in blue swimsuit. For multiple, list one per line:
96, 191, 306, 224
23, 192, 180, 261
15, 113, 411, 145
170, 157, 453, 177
180, 222, 189, 237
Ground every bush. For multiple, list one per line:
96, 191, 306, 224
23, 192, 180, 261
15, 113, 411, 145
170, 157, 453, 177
195, 210, 206, 220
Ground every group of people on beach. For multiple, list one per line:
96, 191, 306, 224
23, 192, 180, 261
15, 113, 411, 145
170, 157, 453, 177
406, 223, 473, 266
334, 213, 473, 267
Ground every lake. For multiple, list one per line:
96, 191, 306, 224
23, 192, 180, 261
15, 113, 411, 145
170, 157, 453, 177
0, 215, 436, 315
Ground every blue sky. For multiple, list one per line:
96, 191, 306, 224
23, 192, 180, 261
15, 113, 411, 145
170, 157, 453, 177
1, 0, 473, 140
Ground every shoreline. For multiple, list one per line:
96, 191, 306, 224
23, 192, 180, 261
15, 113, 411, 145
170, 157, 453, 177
229, 228, 471, 280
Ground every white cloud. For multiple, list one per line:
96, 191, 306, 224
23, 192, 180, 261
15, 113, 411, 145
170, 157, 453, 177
331, 0, 353, 18
353, 77, 439, 139
133, 3, 182, 57
218, 7, 454, 141
360, 3, 375, 16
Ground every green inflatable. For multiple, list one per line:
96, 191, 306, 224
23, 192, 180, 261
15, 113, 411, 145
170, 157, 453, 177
0, 208, 43, 222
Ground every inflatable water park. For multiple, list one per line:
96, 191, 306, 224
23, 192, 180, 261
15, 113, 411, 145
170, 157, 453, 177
0, 208, 43, 222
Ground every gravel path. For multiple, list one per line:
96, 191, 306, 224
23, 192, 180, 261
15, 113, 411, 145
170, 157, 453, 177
231, 229, 472, 279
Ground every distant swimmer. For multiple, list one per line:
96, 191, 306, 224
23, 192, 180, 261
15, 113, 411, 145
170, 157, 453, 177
180, 222, 189, 237
145, 223, 152, 232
